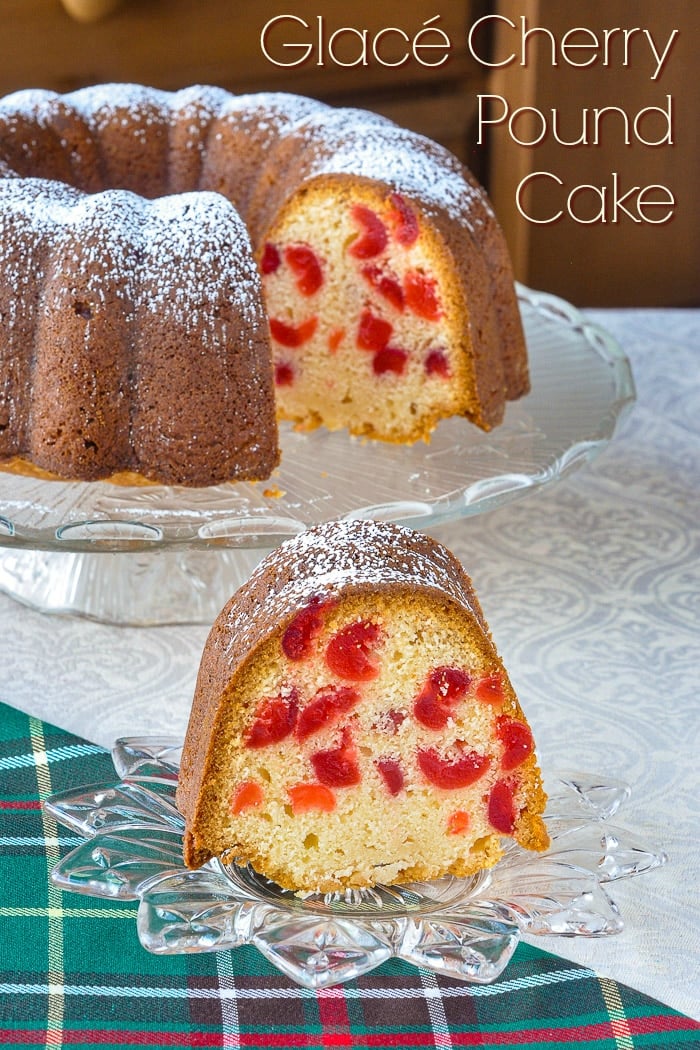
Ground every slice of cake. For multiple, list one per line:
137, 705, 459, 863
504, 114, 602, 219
176, 520, 548, 893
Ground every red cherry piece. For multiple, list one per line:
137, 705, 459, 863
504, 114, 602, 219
284, 243, 324, 296
425, 349, 450, 378
357, 309, 393, 352
447, 809, 470, 835
281, 597, 331, 661
326, 620, 381, 682
376, 757, 405, 796
274, 362, 294, 387
413, 666, 471, 730
417, 745, 490, 789
269, 317, 318, 348
231, 780, 264, 815
475, 675, 505, 706
388, 193, 420, 247
296, 685, 360, 742
497, 716, 534, 770
361, 265, 405, 311
374, 709, 406, 734
261, 242, 281, 275
414, 685, 448, 729
488, 779, 518, 834
311, 728, 361, 788
434, 666, 472, 698
328, 327, 345, 352
388, 709, 407, 732
373, 347, 408, 376
288, 782, 336, 814
244, 689, 298, 748
348, 204, 388, 259
404, 270, 442, 322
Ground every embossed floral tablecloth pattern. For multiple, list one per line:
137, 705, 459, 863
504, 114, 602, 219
0, 308, 699, 1025
2, 702, 699, 1049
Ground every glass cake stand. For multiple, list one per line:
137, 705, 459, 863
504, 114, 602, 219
0, 287, 635, 625
45, 738, 666, 990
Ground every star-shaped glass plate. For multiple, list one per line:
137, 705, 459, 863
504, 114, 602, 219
45, 737, 666, 989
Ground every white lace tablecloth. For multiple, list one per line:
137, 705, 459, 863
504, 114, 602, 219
1, 309, 698, 1019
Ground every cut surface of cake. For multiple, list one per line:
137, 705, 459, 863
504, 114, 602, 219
0, 84, 528, 486
263, 179, 483, 442
176, 520, 548, 893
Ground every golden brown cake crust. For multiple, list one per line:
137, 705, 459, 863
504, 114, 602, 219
176, 520, 548, 889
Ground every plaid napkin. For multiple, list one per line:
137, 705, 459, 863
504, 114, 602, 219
1, 700, 697, 1049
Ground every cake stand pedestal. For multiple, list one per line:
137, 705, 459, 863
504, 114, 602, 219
0, 546, 270, 626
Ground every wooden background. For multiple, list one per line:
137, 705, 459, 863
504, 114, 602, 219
487, 0, 698, 308
1, 0, 697, 307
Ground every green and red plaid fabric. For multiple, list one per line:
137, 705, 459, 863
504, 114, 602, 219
1, 699, 697, 1049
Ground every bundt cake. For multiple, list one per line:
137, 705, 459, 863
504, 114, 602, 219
176, 520, 548, 893
0, 84, 528, 486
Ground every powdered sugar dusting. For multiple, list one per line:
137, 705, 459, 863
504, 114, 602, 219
0, 88, 59, 127
0, 84, 324, 334
220, 520, 478, 657
0, 180, 262, 333
0, 83, 485, 229
65, 83, 172, 132
141, 192, 262, 332
277, 107, 489, 229
0, 84, 486, 325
